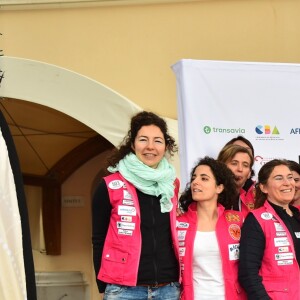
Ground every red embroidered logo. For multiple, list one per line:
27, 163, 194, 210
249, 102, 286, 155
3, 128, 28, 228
228, 224, 241, 241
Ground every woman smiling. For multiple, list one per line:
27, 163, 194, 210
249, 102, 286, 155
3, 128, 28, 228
238, 159, 300, 300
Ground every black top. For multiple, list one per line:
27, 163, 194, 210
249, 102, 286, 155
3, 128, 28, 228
92, 179, 179, 293
238, 201, 300, 299
243, 178, 255, 193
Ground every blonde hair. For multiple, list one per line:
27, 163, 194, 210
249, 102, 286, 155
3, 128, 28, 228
217, 144, 254, 167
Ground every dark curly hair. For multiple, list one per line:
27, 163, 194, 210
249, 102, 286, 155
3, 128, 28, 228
255, 159, 291, 208
179, 156, 238, 211
108, 111, 177, 167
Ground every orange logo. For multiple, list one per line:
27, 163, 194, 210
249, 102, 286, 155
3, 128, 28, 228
246, 203, 255, 210
225, 212, 240, 222
229, 224, 241, 241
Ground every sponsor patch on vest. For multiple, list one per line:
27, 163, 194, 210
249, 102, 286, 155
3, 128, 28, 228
261, 212, 273, 220
246, 203, 255, 210
274, 222, 285, 231
178, 230, 187, 241
278, 246, 289, 252
122, 199, 134, 205
118, 205, 136, 216
274, 237, 290, 247
123, 190, 132, 200
176, 221, 189, 228
276, 231, 287, 237
108, 180, 124, 189
275, 252, 294, 260
228, 243, 240, 261
228, 224, 241, 241
295, 232, 300, 238
117, 221, 135, 230
225, 212, 240, 222
118, 229, 133, 236
179, 247, 186, 256
121, 216, 132, 222
277, 259, 293, 266
178, 241, 185, 246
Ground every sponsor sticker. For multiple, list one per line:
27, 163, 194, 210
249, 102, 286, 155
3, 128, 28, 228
122, 199, 134, 206
275, 253, 293, 260
176, 221, 189, 229
108, 180, 124, 189
178, 241, 185, 246
118, 229, 133, 236
118, 205, 136, 216
261, 212, 273, 220
228, 243, 240, 261
278, 246, 289, 252
117, 221, 135, 230
228, 224, 241, 241
179, 247, 186, 256
121, 216, 132, 222
276, 231, 287, 237
178, 230, 187, 241
123, 190, 132, 200
277, 260, 293, 266
274, 222, 284, 231
274, 237, 290, 247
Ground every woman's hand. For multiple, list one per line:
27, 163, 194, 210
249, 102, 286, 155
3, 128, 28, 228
176, 207, 184, 217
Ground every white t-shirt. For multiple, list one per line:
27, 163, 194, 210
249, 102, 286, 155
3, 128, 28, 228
193, 231, 225, 300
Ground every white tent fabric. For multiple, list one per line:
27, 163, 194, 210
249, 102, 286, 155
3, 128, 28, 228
0, 126, 27, 299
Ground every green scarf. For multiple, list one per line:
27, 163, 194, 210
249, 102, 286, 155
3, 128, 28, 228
108, 153, 176, 213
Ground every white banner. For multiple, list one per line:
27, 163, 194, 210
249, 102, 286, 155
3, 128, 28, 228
172, 59, 300, 189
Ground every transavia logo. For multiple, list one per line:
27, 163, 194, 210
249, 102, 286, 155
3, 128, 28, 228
203, 126, 245, 134
203, 126, 211, 134
255, 125, 280, 135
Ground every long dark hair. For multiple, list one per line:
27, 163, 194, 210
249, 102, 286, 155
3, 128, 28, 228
108, 111, 177, 167
179, 156, 238, 211
255, 159, 291, 208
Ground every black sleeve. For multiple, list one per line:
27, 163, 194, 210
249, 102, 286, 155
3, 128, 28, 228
92, 179, 112, 293
238, 213, 271, 300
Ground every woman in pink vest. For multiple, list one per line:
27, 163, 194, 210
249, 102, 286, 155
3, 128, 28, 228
217, 144, 254, 218
288, 160, 300, 210
92, 111, 180, 300
177, 156, 246, 299
238, 159, 300, 299
223, 135, 256, 206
